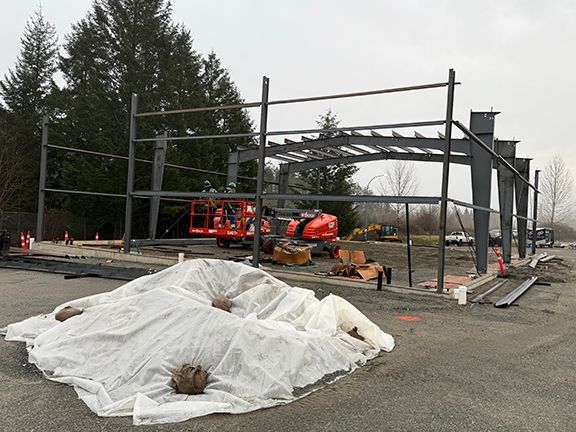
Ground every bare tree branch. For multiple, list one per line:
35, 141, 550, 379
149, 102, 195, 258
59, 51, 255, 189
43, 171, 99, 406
540, 155, 574, 227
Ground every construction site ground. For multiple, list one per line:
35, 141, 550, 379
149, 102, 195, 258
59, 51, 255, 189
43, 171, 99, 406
1, 246, 575, 431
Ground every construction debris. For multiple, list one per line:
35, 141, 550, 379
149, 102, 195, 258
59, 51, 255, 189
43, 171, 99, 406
529, 253, 547, 268
494, 276, 539, 308
329, 249, 384, 281
418, 275, 472, 290
272, 242, 312, 266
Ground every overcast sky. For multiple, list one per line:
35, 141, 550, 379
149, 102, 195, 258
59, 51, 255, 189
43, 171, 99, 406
2, 0, 575, 209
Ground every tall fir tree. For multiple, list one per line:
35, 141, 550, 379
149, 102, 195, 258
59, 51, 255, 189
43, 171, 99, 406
296, 109, 359, 235
0, 8, 58, 211
53, 0, 254, 238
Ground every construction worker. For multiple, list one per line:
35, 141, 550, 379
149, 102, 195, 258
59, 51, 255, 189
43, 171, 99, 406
224, 182, 237, 228
202, 180, 218, 194
202, 180, 218, 228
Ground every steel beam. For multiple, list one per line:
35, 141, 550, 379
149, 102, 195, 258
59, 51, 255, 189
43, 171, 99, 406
436, 69, 456, 293
496, 140, 516, 263
132, 190, 256, 199
227, 151, 239, 184
531, 170, 540, 255
469, 111, 497, 273
282, 151, 469, 173
124, 94, 138, 253
36, 115, 49, 242
135, 101, 262, 118
277, 164, 290, 208
515, 158, 531, 258
252, 77, 270, 268
263, 194, 441, 204
148, 133, 167, 239
45, 188, 127, 198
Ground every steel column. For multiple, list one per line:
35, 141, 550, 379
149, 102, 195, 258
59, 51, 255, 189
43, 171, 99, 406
36, 115, 49, 241
148, 133, 167, 239
277, 164, 290, 208
496, 140, 516, 263
531, 170, 540, 255
515, 158, 530, 258
251, 77, 270, 268
469, 112, 497, 273
405, 202, 413, 287
436, 68, 456, 294
227, 151, 239, 184
124, 94, 138, 253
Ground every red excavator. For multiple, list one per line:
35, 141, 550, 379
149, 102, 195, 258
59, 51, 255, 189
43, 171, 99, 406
189, 200, 339, 257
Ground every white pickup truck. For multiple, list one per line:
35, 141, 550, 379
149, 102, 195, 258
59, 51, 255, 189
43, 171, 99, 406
445, 231, 474, 246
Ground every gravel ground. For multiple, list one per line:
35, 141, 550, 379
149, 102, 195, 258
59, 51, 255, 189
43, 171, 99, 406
1, 247, 575, 431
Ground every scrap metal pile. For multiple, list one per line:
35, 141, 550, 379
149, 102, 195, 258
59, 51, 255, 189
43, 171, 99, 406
3, 259, 394, 425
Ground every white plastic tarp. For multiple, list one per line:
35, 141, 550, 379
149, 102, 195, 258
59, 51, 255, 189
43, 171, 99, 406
4, 259, 394, 425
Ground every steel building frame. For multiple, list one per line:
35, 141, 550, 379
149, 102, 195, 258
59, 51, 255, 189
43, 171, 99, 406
36, 69, 539, 293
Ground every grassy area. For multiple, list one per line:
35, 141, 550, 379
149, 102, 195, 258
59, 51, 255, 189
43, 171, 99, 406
404, 234, 439, 246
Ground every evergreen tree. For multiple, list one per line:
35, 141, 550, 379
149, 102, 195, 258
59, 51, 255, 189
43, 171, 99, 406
296, 110, 359, 235
54, 0, 254, 237
0, 8, 58, 211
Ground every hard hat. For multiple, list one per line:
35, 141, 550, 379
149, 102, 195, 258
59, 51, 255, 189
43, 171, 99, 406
204, 180, 211, 188
227, 181, 237, 188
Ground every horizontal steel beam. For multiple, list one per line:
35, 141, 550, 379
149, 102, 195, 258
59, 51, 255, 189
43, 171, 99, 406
266, 120, 445, 138
513, 213, 538, 223
134, 132, 259, 143
47, 143, 270, 184
44, 188, 127, 198
283, 151, 470, 172
263, 194, 441, 204
135, 102, 262, 118
132, 190, 257, 199
453, 121, 538, 192
448, 198, 499, 213
267, 81, 454, 106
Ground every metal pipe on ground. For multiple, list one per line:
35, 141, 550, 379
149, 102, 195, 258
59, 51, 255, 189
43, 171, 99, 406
494, 276, 538, 308
469, 279, 507, 303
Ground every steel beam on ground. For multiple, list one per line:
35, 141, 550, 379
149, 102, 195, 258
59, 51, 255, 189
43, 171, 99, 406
36, 115, 49, 242
263, 194, 441, 204
469, 111, 497, 274
436, 68, 456, 294
124, 94, 138, 254
266, 81, 454, 106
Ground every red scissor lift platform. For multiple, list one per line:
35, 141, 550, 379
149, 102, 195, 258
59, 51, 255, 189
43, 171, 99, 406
189, 199, 339, 257
189, 199, 271, 248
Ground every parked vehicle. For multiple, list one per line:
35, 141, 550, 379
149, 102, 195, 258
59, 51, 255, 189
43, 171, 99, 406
445, 231, 474, 246
528, 227, 555, 248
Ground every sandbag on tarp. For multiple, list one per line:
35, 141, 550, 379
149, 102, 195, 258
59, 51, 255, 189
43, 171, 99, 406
4, 259, 394, 425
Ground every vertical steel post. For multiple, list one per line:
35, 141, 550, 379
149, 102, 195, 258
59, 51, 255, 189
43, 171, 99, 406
251, 77, 270, 267
436, 69, 456, 294
531, 170, 540, 255
148, 132, 167, 239
405, 202, 413, 287
36, 115, 49, 241
124, 94, 138, 253
316, 169, 321, 209
515, 159, 530, 258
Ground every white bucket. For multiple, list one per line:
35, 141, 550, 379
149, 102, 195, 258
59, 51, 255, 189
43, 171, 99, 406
178, 252, 185, 263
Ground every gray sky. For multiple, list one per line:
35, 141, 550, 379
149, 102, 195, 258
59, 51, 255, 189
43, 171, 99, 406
2, 0, 575, 209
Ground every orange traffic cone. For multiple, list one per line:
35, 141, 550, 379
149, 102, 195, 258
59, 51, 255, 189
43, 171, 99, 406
95, 232, 99, 241
20, 232, 25, 248
25, 231, 31, 249
64, 230, 69, 245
